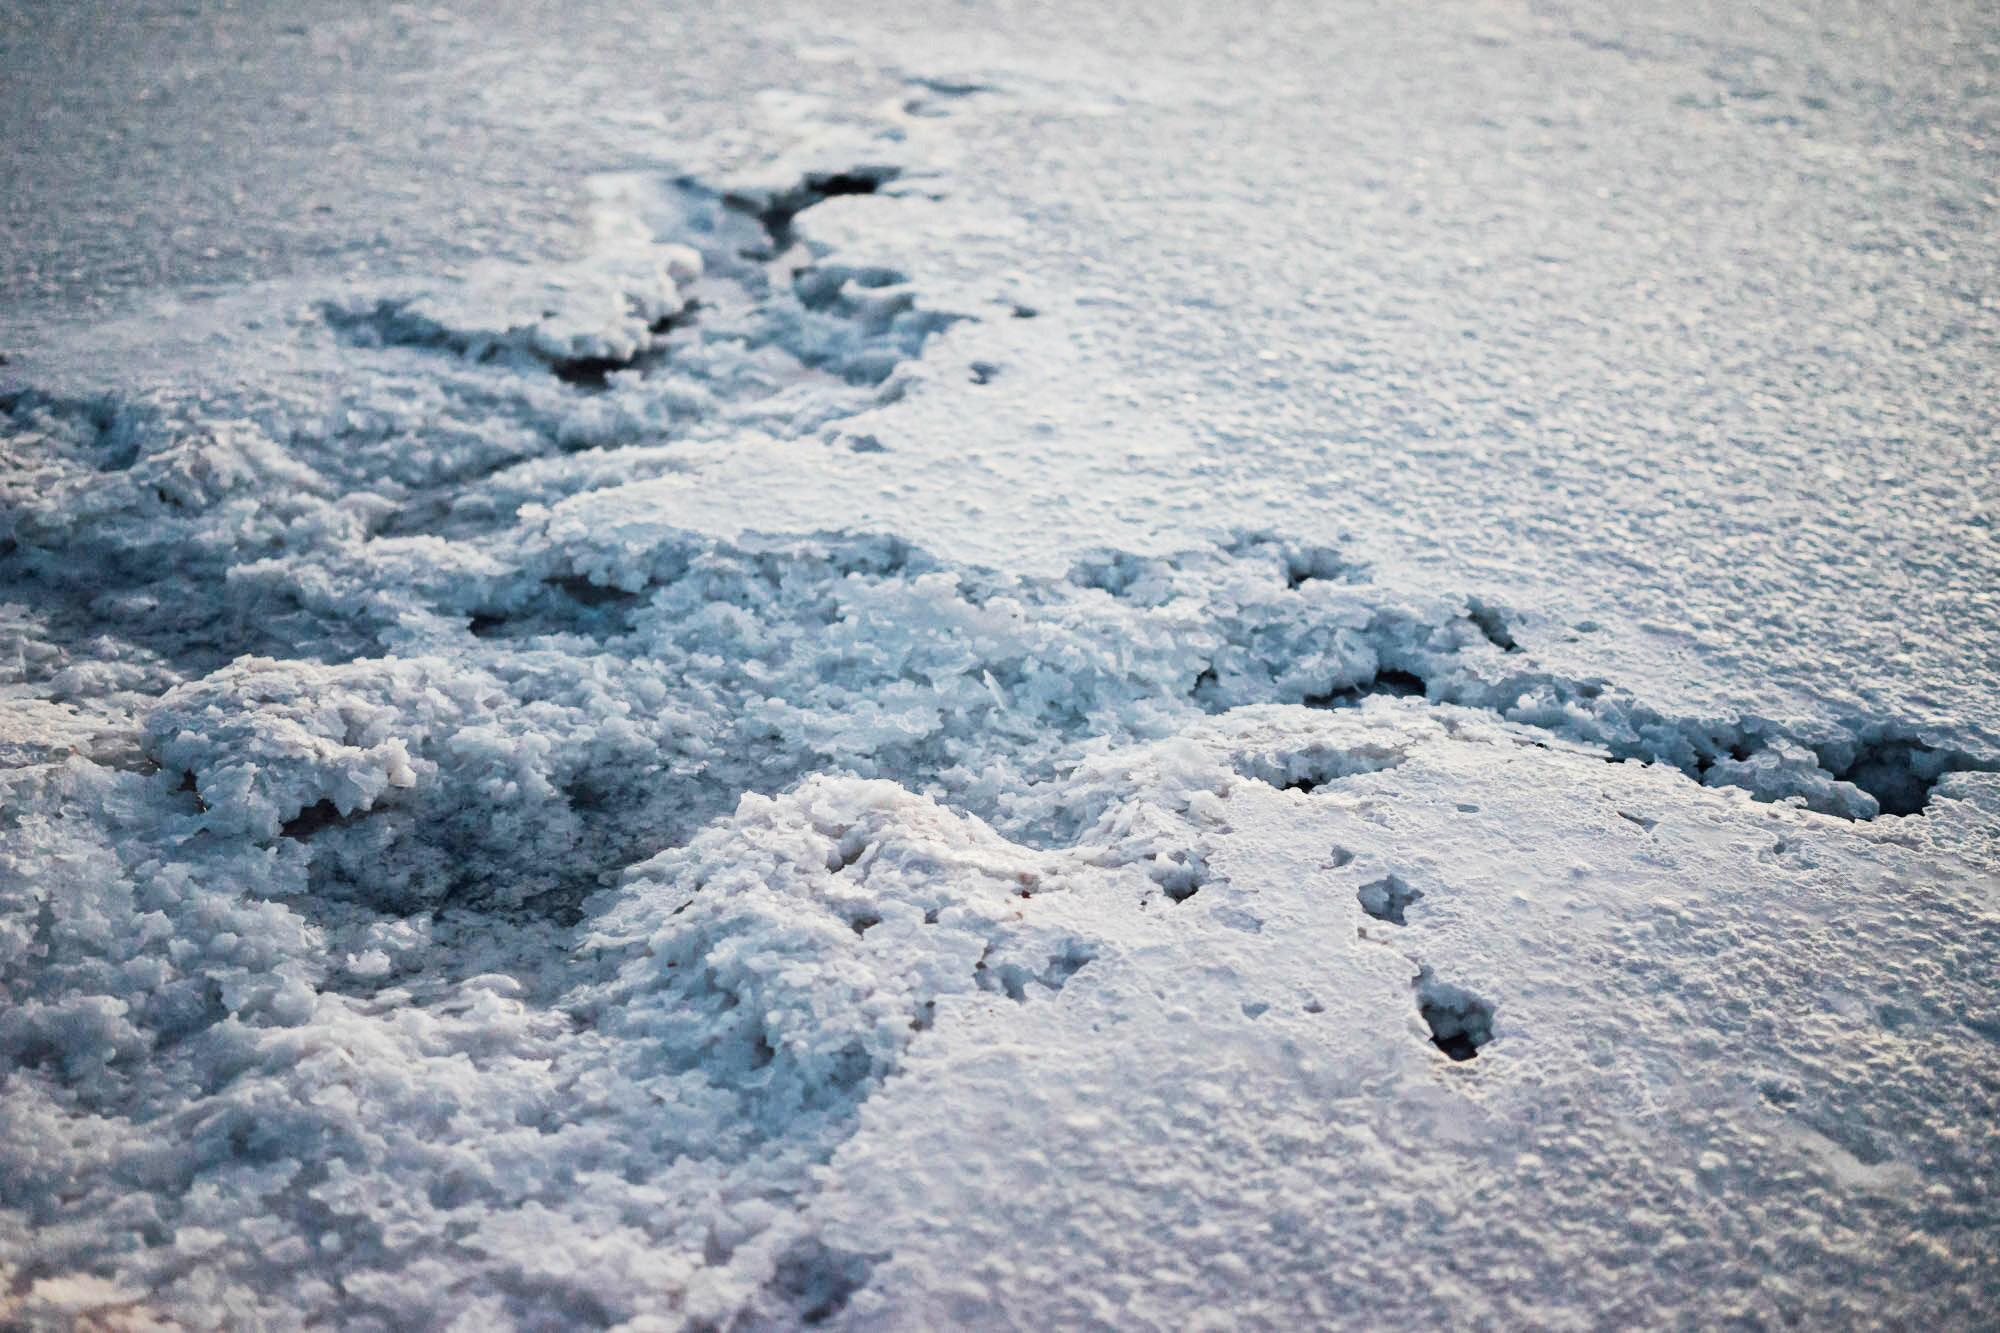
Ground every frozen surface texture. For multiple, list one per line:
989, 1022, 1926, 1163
4, 1, 2000, 1329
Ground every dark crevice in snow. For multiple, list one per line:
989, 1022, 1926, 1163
545, 575, 642, 609
1415, 969, 1497, 1061
547, 356, 635, 390
463, 576, 647, 642
1813, 735, 1975, 818
1304, 667, 1428, 709
726, 166, 900, 252
281, 799, 372, 841
1356, 874, 1423, 926
1623, 724, 1995, 820
908, 75, 994, 98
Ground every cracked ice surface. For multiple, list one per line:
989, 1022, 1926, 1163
5, 6, 2000, 1330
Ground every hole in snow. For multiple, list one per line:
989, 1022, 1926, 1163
806, 171, 888, 199
1304, 668, 1426, 709
1282, 545, 1357, 589
1146, 848, 1213, 902
281, 799, 365, 841
1356, 874, 1423, 926
545, 575, 640, 609
1415, 970, 1496, 1061
1818, 736, 1977, 817
548, 356, 630, 390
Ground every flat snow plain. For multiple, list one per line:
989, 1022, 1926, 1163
3, 1, 1999, 1328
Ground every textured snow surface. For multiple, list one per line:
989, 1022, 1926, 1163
6, 3, 2000, 1329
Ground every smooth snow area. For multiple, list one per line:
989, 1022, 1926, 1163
4, 1, 1999, 1328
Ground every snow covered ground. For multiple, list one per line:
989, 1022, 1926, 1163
4, 1, 1999, 1327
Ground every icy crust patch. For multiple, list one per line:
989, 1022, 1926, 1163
317, 165, 962, 401
0, 753, 1182, 1329
7, 568, 1992, 1320
0, 148, 973, 688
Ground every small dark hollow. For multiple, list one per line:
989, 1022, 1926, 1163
549, 356, 629, 390
1304, 668, 1426, 709
1010, 303, 1038, 319
1356, 874, 1423, 926
1819, 737, 1989, 818
468, 613, 507, 638
1372, 668, 1427, 697
649, 299, 699, 335
546, 576, 641, 608
969, 360, 1000, 385
1148, 850, 1209, 903
281, 799, 351, 840
1283, 546, 1350, 589
804, 171, 885, 198
1415, 971, 1496, 1061
911, 76, 992, 96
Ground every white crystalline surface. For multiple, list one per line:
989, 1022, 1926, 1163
4, 7, 2000, 1330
